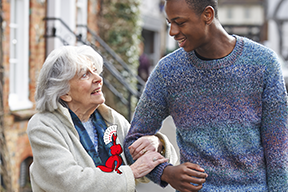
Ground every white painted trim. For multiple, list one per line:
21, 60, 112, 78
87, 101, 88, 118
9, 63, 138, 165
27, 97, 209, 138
76, 0, 88, 42
9, 0, 32, 111
46, 0, 76, 55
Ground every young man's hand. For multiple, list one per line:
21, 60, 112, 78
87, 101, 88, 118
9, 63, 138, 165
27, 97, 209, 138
161, 162, 208, 192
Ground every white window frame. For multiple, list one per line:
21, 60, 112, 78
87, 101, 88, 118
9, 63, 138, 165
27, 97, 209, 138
9, 0, 32, 111
76, 0, 88, 43
46, 0, 76, 55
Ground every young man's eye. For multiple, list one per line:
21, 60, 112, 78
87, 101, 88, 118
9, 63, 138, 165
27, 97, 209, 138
176, 22, 185, 26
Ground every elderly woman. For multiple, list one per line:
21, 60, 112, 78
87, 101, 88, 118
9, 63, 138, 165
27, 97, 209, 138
27, 45, 177, 192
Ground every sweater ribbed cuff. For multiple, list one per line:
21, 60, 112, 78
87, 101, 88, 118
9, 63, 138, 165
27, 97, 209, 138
146, 162, 172, 188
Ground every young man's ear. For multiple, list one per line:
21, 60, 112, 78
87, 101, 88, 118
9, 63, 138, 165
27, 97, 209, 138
203, 6, 215, 25
60, 94, 72, 102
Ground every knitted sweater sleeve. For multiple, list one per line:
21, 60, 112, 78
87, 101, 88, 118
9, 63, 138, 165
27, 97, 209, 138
261, 51, 288, 191
124, 60, 171, 187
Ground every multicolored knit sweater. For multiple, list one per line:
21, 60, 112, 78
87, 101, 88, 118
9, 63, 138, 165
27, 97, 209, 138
124, 35, 288, 191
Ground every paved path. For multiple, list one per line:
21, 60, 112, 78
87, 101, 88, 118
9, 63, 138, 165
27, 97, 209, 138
136, 116, 180, 192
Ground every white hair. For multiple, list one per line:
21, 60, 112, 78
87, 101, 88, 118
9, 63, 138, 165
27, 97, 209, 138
35, 45, 103, 112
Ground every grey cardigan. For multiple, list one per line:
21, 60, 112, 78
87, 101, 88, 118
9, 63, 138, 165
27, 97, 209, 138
27, 103, 177, 192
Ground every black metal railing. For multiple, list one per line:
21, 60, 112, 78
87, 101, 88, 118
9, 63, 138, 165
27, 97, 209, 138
43, 17, 145, 120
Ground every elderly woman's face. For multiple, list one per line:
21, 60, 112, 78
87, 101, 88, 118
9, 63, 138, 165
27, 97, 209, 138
62, 61, 105, 112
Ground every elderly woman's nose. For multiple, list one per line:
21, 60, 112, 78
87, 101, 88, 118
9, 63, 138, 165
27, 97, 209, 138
92, 73, 102, 83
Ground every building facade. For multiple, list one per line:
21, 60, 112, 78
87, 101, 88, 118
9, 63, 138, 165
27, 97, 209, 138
218, 0, 266, 42
265, 0, 288, 87
139, 0, 167, 67
266, 0, 288, 60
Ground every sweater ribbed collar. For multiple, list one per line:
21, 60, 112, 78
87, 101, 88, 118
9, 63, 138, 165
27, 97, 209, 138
187, 35, 244, 70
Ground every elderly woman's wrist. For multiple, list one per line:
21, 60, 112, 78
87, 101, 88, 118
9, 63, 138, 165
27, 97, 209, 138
130, 163, 140, 179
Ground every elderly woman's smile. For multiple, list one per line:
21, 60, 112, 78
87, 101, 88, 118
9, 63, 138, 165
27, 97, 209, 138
91, 87, 101, 94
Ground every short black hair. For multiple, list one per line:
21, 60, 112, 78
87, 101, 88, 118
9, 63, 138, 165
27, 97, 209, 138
185, 0, 218, 19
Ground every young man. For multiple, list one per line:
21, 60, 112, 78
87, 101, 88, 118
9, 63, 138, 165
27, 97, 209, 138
125, 0, 288, 191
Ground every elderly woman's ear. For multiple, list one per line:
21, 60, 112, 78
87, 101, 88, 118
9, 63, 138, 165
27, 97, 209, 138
60, 94, 72, 102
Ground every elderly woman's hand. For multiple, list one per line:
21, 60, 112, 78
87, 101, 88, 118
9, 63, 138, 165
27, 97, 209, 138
130, 151, 168, 179
128, 135, 163, 160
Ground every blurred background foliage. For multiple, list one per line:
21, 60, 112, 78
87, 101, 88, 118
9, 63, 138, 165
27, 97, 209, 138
99, 0, 142, 71
98, 0, 143, 119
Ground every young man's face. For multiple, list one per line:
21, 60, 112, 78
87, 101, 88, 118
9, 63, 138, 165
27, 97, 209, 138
165, 0, 208, 52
